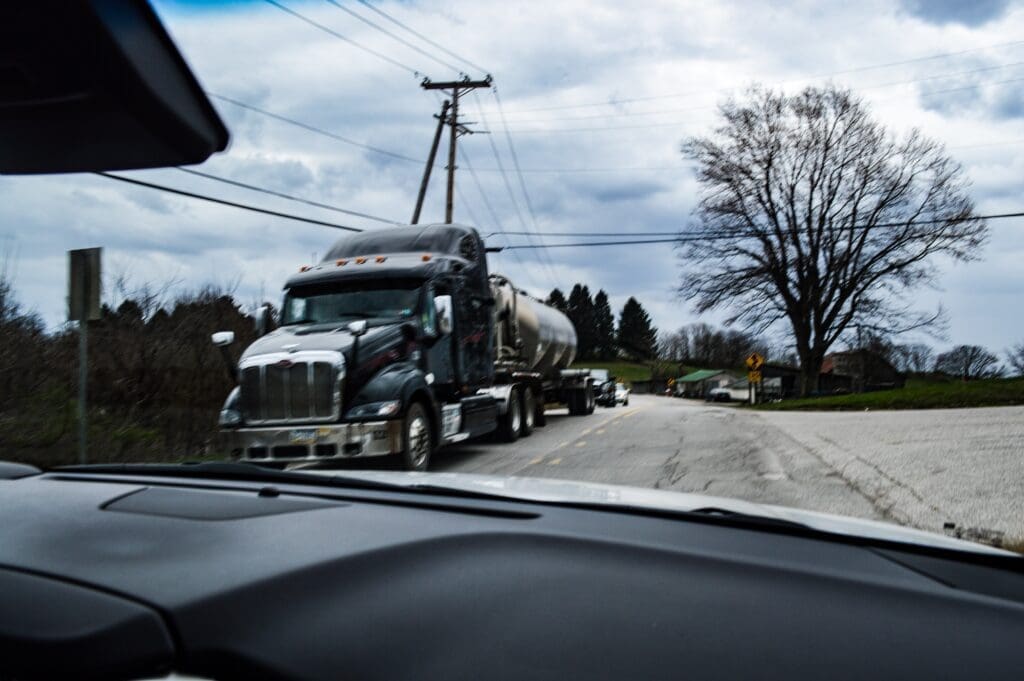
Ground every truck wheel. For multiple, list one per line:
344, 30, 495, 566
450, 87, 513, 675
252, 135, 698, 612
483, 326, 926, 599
520, 388, 535, 437
584, 386, 595, 415
400, 402, 433, 471
567, 389, 584, 416
497, 386, 522, 442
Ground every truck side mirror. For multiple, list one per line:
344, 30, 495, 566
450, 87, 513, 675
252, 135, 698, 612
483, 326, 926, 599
254, 305, 271, 338
348, 320, 368, 337
211, 331, 235, 347
434, 295, 453, 336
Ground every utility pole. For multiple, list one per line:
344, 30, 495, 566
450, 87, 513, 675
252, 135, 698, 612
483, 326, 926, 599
420, 75, 491, 223
412, 100, 449, 224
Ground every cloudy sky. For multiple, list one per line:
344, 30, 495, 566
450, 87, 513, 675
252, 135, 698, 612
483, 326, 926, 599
2, 0, 1024, 353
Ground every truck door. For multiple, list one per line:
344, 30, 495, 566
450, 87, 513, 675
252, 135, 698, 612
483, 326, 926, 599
425, 282, 456, 395
453, 274, 494, 389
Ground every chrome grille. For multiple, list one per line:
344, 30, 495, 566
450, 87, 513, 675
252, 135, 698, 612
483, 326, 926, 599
238, 353, 342, 424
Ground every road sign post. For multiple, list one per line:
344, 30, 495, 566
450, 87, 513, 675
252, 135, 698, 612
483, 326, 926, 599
68, 248, 102, 465
745, 353, 765, 404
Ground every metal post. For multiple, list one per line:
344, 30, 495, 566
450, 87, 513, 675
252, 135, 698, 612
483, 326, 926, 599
445, 88, 459, 224
412, 100, 450, 224
78, 320, 88, 464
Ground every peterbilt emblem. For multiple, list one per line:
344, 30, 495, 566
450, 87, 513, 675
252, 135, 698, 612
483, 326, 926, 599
275, 359, 294, 368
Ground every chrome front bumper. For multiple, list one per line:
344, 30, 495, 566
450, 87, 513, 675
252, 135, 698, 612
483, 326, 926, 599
227, 420, 404, 463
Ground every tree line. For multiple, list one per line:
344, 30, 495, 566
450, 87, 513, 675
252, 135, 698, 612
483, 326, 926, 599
0, 273, 255, 467
545, 284, 659, 361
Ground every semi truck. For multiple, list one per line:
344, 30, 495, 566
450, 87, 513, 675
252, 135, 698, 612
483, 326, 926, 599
214, 224, 595, 470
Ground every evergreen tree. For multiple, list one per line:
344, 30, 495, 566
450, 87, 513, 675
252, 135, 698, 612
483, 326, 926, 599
593, 290, 616, 360
616, 297, 658, 360
567, 284, 598, 360
546, 288, 568, 313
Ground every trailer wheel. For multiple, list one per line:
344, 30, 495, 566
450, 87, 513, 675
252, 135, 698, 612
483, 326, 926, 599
400, 401, 433, 471
497, 386, 522, 442
585, 384, 595, 415
520, 388, 535, 437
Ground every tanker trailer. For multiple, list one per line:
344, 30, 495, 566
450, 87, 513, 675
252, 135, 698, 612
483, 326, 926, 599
483, 274, 596, 442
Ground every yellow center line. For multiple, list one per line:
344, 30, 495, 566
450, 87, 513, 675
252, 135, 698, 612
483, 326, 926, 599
548, 458, 562, 465
575, 441, 587, 447
596, 428, 606, 434
528, 456, 543, 465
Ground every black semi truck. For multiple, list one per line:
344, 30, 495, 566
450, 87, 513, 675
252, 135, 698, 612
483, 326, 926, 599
214, 224, 595, 470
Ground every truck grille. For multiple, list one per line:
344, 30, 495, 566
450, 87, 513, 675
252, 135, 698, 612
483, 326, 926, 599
239, 358, 340, 424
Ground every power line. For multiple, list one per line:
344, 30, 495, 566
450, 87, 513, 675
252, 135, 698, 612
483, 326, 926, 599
263, 0, 423, 76
95, 172, 364, 232
483, 89, 560, 286
482, 37, 1024, 115
325, 0, 463, 74
175, 168, 399, 224
355, 0, 490, 75
500, 74, 1024, 134
488, 59, 1024, 125
207, 93, 422, 163
496, 211, 1024, 249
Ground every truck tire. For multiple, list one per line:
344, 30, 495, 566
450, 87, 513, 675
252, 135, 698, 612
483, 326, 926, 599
585, 385, 595, 415
400, 401, 433, 471
520, 388, 535, 437
497, 386, 522, 442
568, 389, 584, 416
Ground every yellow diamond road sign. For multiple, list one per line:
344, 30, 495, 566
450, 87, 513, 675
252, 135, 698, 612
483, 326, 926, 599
748, 370, 762, 383
745, 352, 764, 370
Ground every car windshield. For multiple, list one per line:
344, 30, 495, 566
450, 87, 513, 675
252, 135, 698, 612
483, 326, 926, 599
2, 0, 1022, 556
282, 282, 421, 325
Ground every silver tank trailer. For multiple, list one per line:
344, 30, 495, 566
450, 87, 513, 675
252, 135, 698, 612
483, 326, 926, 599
490, 275, 577, 377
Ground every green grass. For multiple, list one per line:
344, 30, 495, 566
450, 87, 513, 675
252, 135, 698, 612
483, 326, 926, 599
571, 361, 653, 383
755, 376, 1024, 411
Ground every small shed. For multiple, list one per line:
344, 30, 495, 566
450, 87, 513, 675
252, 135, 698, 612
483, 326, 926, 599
675, 369, 738, 398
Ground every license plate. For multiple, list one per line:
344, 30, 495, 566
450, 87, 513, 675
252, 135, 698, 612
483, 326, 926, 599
289, 429, 317, 444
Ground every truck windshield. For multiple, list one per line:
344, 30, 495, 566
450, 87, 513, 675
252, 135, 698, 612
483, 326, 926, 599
282, 281, 422, 325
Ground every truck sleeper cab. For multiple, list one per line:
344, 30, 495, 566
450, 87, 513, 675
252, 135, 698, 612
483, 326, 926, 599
215, 224, 592, 470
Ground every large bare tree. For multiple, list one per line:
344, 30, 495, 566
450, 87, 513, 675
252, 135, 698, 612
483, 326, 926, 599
679, 85, 987, 395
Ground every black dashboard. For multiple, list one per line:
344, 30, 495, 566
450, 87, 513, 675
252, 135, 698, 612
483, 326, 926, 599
1, 467, 1022, 680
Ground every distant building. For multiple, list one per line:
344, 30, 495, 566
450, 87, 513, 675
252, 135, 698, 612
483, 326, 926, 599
819, 350, 905, 394
675, 369, 738, 398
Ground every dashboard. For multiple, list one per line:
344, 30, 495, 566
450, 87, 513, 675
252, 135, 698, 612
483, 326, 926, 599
1, 467, 1022, 680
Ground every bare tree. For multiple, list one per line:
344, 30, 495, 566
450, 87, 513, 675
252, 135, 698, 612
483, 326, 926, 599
934, 345, 1002, 380
1005, 342, 1024, 377
892, 343, 934, 373
680, 85, 986, 395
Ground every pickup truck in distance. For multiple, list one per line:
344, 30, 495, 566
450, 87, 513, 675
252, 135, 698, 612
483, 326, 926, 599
215, 224, 596, 470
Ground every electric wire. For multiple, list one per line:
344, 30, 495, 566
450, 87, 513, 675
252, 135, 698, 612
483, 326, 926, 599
263, 0, 423, 77
175, 168, 400, 224
95, 172, 364, 232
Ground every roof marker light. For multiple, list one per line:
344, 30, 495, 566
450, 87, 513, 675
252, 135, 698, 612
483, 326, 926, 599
421, 254, 432, 262
299, 265, 312, 272
376, 256, 387, 263
355, 257, 367, 264
336, 259, 348, 266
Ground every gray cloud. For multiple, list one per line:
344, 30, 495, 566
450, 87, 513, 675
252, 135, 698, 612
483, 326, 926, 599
899, 0, 1013, 27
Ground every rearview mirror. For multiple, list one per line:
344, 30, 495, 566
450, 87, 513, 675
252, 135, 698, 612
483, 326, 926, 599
254, 305, 271, 338
434, 295, 453, 336
0, 0, 229, 173
211, 331, 235, 347
348, 320, 368, 337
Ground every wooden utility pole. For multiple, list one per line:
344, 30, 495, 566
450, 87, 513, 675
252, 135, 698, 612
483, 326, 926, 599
420, 76, 491, 223
412, 99, 450, 224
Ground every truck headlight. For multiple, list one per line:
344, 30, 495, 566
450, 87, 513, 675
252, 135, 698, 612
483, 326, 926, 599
347, 400, 401, 418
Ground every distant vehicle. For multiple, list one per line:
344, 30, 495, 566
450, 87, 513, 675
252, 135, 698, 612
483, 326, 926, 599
587, 369, 617, 406
215, 225, 596, 470
707, 387, 732, 402
615, 382, 630, 406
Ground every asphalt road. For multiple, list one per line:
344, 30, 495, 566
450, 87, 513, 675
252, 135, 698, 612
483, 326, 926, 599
305, 393, 1022, 549
430, 394, 1023, 548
